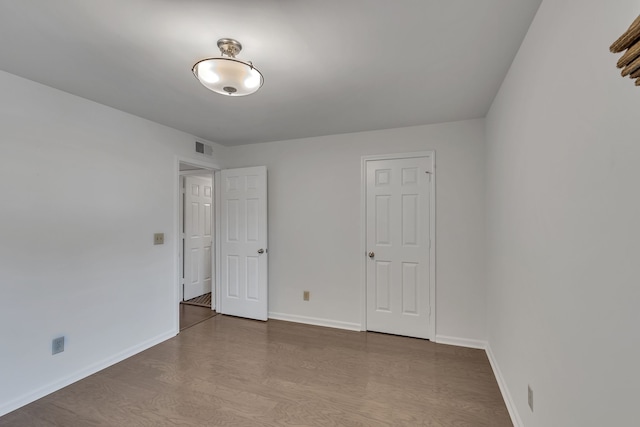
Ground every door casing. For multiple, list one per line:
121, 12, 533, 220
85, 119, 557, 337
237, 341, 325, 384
360, 151, 436, 339
174, 156, 220, 334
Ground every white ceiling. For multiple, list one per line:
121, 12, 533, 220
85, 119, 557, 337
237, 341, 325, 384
0, 0, 541, 146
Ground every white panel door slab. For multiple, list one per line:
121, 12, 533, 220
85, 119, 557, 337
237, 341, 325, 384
366, 157, 431, 339
220, 166, 268, 321
184, 175, 213, 301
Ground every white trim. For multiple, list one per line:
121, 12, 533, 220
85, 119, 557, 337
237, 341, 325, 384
486, 343, 523, 427
360, 151, 437, 162
435, 335, 487, 350
214, 170, 221, 312
360, 151, 436, 339
175, 156, 221, 174
0, 330, 175, 417
269, 312, 361, 332
360, 156, 367, 331
434, 336, 522, 426
179, 169, 215, 177
178, 175, 185, 302
429, 152, 436, 340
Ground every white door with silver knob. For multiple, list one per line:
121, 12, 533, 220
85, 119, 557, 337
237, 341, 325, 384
220, 166, 268, 321
366, 156, 432, 339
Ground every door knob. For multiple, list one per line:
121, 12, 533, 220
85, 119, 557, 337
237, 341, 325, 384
257, 248, 265, 254
368, 251, 375, 258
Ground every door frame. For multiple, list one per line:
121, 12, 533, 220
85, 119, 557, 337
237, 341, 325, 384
174, 156, 220, 335
360, 151, 436, 340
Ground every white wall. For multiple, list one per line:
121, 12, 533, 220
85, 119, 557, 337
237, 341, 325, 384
485, 1, 640, 425
0, 70, 223, 415
0, 68, 487, 414
224, 120, 487, 342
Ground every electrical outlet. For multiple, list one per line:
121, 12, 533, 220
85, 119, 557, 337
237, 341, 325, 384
303, 291, 310, 301
528, 385, 534, 411
52, 336, 65, 355
154, 233, 164, 245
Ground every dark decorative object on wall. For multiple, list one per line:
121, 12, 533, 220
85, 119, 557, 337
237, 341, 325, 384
610, 15, 640, 86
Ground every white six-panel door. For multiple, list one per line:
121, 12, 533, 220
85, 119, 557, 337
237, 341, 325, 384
220, 166, 268, 321
183, 175, 213, 301
366, 157, 431, 339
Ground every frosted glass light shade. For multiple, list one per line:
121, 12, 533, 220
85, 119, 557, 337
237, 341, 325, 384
193, 57, 263, 96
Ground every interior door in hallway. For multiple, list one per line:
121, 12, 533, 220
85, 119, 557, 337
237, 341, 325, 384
366, 156, 432, 339
183, 175, 213, 301
220, 166, 268, 321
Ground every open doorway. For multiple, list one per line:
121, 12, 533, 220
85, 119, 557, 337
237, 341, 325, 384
178, 161, 217, 330
173, 159, 269, 332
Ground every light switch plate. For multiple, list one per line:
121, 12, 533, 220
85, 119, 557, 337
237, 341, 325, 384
154, 233, 164, 245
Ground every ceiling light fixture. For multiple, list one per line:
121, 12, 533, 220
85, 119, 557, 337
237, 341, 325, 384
192, 38, 264, 96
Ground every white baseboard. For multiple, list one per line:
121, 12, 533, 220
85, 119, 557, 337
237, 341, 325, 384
0, 330, 176, 417
435, 334, 487, 349
268, 312, 361, 332
434, 336, 522, 426
486, 343, 523, 427
1, 319, 520, 427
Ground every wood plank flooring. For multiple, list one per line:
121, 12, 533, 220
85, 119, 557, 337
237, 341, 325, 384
180, 303, 217, 331
0, 316, 512, 426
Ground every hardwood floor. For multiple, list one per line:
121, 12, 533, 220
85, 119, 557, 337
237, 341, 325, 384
180, 303, 217, 331
0, 317, 512, 426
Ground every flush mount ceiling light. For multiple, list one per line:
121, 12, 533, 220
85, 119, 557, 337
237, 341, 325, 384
192, 38, 264, 96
